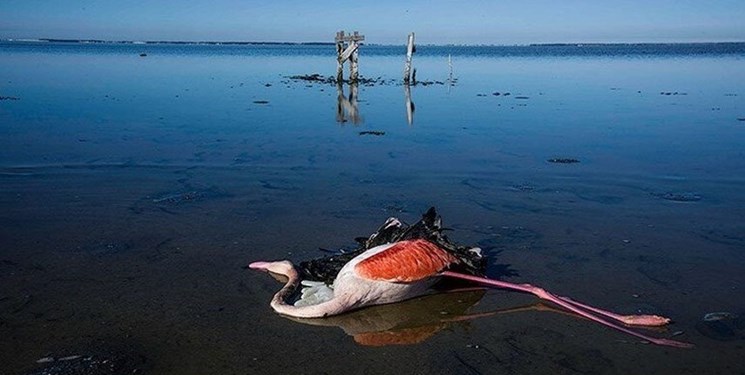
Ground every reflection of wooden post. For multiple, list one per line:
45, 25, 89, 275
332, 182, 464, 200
336, 83, 345, 123
335, 30, 365, 83
448, 54, 453, 82
404, 84, 415, 125
336, 83, 362, 124
403, 32, 415, 84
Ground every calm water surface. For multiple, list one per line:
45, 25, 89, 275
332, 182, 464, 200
1, 42, 745, 374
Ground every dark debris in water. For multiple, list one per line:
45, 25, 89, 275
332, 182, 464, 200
547, 158, 580, 164
259, 179, 298, 191
698, 227, 745, 247
288, 73, 334, 83
696, 312, 745, 341
509, 183, 535, 192
653, 192, 702, 202
253, 100, 269, 104
23, 341, 149, 375
286, 73, 442, 87
0, 95, 21, 101
359, 130, 385, 136
150, 186, 229, 205
76, 241, 132, 256
288, 73, 392, 86
636, 263, 680, 287
130, 185, 231, 214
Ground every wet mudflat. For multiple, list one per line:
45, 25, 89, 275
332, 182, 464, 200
1, 42, 745, 374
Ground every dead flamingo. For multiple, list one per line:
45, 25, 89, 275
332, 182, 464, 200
249, 208, 693, 348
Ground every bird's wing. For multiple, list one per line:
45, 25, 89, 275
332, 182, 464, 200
355, 239, 458, 283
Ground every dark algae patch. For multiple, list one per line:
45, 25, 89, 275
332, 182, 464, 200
696, 312, 745, 341
547, 158, 580, 164
75, 241, 133, 256
151, 188, 228, 204
22, 340, 149, 375
653, 192, 702, 202
286, 73, 441, 87
129, 185, 231, 214
359, 131, 385, 136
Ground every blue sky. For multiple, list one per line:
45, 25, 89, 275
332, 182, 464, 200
2, 0, 744, 44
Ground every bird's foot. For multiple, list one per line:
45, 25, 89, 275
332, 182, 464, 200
620, 314, 671, 327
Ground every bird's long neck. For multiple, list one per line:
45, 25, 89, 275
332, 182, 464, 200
268, 264, 351, 319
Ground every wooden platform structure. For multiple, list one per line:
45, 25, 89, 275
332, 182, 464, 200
335, 31, 365, 83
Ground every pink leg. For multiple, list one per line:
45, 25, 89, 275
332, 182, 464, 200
440, 271, 693, 348
556, 296, 670, 327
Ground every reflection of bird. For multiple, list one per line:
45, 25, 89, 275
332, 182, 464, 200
284, 289, 489, 346
285, 289, 659, 347
249, 208, 692, 348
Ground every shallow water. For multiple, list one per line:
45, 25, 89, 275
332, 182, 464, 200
2, 42, 745, 374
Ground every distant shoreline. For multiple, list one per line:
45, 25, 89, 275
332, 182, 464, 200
1, 38, 336, 46
2, 38, 744, 47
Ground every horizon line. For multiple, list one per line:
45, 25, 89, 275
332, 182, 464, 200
3, 37, 745, 47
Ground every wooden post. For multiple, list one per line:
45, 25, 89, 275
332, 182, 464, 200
336, 31, 345, 82
403, 32, 415, 84
335, 30, 365, 83
350, 38, 359, 82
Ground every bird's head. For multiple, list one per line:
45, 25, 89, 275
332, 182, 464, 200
249, 260, 295, 276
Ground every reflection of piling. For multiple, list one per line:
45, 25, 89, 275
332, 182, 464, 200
336, 83, 362, 124
335, 31, 365, 83
404, 84, 415, 125
448, 54, 453, 83
403, 32, 416, 84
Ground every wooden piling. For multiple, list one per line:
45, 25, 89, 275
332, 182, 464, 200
403, 32, 415, 84
336, 31, 345, 82
335, 30, 365, 83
